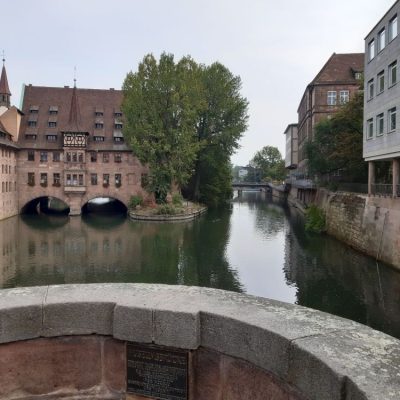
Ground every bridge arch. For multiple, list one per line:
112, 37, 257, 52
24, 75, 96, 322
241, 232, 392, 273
21, 196, 70, 215
81, 195, 128, 214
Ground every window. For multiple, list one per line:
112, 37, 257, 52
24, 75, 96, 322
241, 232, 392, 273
66, 152, 71, 162
40, 173, 48, 186
28, 172, 35, 186
114, 136, 124, 143
114, 112, 122, 117
327, 91, 337, 105
72, 152, 77, 162
79, 174, 84, 186
388, 107, 397, 132
378, 28, 386, 52
91, 173, 98, 185
389, 15, 398, 41
28, 150, 35, 161
53, 152, 60, 162
339, 90, 349, 104
115, 174, 121, 187
49, 106, 58, 115
29, 106, 39, 114
368, 39, 375, 61
103, 174, 110, 186
53, 173, 60, 186
103, 153, 109, 163
367, 118, 374, 139
368, 79, 374, 100
378, 71, 385, 93
47, 134, 57, 141
389, 61, 397, 86
115, 123, 123, 130
376, 113, 384, 136
28, 121, 37, 127
95, 123, 104, 129
93, 136, 105, 142
114, 153, 122, 163
40, 152, 48, 162
90, 152, 97, 162
48, 122, 57, 128
78, 152, 84, 163
25, 134, 37, 140
355, 72, 362, 80
95, 111, 103, 117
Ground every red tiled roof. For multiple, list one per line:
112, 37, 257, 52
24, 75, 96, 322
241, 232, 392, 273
312, 53, 364, 84
19, 85, 127, 151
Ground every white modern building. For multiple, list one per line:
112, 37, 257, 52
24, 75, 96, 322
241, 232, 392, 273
364, 1, 400, 196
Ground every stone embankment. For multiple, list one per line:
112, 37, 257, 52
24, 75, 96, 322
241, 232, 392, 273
0, 283, 398, 399
314, 189, 400, 269
129, 204, 207, 222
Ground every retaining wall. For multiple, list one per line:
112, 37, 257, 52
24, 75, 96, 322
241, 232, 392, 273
315, 189, 400, 269
0, 284, 398, 399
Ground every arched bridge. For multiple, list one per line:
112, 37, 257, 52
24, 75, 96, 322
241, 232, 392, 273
232, 181, 272, 192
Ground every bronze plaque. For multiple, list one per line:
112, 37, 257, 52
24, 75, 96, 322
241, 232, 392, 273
127, 343, 188, 400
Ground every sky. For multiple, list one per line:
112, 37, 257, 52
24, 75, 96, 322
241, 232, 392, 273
1, 0, 395, 166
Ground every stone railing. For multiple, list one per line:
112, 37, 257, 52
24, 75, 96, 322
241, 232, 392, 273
0, 284, 399, 399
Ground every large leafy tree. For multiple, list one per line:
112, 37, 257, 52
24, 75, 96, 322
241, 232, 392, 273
186, 62, 248, 206
122, 53, 202, 203
123, 54, 248, 206
305, 91, 367, 182
250, 146, 285, 182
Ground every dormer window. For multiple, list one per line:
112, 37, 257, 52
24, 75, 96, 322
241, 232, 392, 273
355, 72, 362, 80
95, 107, 104, 117
28, 121, 37, 127
95, 123, 104, 129
114, 112, 122, 118
115, 122, 123, 130
49, 106, 58, 115
48, 121, 57, 128
29, 105, 39, 114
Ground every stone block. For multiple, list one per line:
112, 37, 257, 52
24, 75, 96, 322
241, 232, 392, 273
0, 286, 46, 343
103, 337, 126, 393
0, 336, 102, 397
288, 328, 400, 400
42, 284, 120, 336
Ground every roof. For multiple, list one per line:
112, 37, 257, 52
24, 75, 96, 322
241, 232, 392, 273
312, 53, 364, 84
19, 85, 129, 151
0, 65, 11, 96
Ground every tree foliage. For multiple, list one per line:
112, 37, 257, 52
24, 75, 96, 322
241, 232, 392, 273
305, 91, 367, 182
250, 146, 285, 182
123, 53, 248, 206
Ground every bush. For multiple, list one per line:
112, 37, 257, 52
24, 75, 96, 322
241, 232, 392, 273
172, 193, 183, 206
305, 205, 326, 233
156, 204, 183, 215
129, 195, 143, 208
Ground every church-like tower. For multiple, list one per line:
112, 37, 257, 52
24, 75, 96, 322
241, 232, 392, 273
0, 56, 11, 109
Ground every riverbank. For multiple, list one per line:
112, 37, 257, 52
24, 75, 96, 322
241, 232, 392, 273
287, 187, 400, 270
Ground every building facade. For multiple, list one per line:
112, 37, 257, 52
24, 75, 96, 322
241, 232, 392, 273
0, 62, 20, 220
17, 83, 149, 215
284, 123, 298, 173
363, 1, 400, 197
297, 53, 364, 177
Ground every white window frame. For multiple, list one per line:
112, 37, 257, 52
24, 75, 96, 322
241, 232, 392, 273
367, 119, 374, 139
378, 28, 386, 52
388, 107, 397, 132
389, 61, 397, 86
327, 91, 337, 105
368, 39, 375, 61
339, 90, 349, 104
377, 71, 385, 93
376, 113, 384, 136
389, 15, 398, 42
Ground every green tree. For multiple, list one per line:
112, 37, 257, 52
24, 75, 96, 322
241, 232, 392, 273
187, 63, 249, 206
305, 91, 367, 182
250, 146, 285, 182
122, 53, 202, 203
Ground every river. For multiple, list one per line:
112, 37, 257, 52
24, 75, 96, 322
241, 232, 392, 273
1, 191, 400, 338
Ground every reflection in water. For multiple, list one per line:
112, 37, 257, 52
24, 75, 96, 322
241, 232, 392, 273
1, 191, 400, 338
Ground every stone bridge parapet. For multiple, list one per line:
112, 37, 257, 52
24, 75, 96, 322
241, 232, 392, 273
0, 284, 399, 399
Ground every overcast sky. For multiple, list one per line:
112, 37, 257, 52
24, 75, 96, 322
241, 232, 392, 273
1, 0, 395, 165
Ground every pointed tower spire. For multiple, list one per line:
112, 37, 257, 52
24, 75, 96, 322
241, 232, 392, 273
0, 51, 11, 108
67, 85, 82, 132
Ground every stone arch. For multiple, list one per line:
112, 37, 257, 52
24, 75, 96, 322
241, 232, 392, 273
20, 196, 70, 215
80, 194, 128, 214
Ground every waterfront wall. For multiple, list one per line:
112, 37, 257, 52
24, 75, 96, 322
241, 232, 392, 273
315, 189, 400, 269
0, 283, 398, 399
